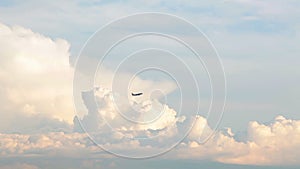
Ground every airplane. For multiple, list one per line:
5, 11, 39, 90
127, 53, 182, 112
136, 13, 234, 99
131, 92, 143, 96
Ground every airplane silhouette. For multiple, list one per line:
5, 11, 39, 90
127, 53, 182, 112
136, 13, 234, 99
131, 92, 143, 96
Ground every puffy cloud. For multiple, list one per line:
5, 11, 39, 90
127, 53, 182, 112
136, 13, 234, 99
73, 87, 185, 151
0, 132, 93, 157
176, 115, 300, 165
187, 115, 213, 142
0, 22, 178, 133
174, 116, 248, 161
0, 22, 74, 132
228, 115, 300, 165
1, 115, 300, 165
76, 86, 182, 131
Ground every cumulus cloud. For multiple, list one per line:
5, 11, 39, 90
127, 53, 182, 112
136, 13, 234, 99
176, 115, 300, 165
73, 87, 185, 151
231, 115, 300, 165
0, 22, 179, 133
0, 132, 94, 157
0, 22, 74, 132
0, 113, 300, 165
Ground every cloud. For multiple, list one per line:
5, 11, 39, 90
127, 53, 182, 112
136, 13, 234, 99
226, 0, 299, 20
0, 132, 94, 157
1, 0, 300, 137
235, 115, 300, 165
0, 21, 179, 134
0, 7, 299, 166
1, 113, 300, 166
0, 163, 39, 169
74, 87, 185, 144
176, 115, 300, 165
0, 22, 74, 132
1, 112, 71, 134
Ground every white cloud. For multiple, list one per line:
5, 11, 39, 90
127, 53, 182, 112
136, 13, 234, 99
0, 22, 74, 132
176, 115, 300, 165
0, 21, 180, 135
236, 115, 300, 165
0, 132, 93, 157
74, 87, 184, 139
1, 114, 300, 165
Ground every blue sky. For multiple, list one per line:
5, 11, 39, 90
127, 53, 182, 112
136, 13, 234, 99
0, 0, 300, 168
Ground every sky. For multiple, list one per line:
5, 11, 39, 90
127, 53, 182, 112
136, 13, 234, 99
0, 0, 300, 168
